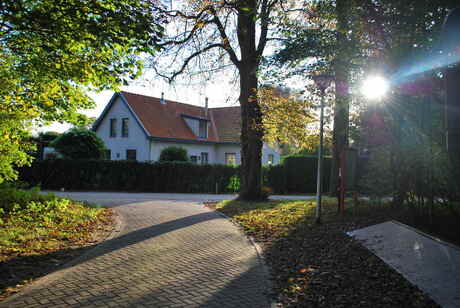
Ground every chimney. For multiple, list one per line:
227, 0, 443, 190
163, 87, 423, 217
160, 92, 165, 105
205, 97, 208, 117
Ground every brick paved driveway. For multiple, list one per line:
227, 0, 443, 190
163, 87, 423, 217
1, 197, 270, 307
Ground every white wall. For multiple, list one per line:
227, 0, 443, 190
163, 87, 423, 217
262, 144, 281, 166
150, 141, 218, 163
150, 141, 280, 165
95, 97, 150, 161
215, 144, 241, 165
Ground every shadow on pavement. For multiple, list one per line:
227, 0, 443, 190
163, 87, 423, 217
1, 211, 218, 302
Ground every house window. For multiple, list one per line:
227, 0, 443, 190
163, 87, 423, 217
225, 153, 236, 165
199, 120, 207, 138
105, 150, 111, 160
110, 119, 117, 137
122, 118, 129, 137
200, 152, 208, 164
126, 149, 137, 161
268, 154, 274, 165
190, 155, 198, 163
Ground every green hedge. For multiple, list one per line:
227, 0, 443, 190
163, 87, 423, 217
19, 156, 356, 194
19, 160, 240, 193
265, 156, 331, 194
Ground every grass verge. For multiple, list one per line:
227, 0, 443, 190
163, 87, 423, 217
210, 198, 441, 308
0, 187, 114, 300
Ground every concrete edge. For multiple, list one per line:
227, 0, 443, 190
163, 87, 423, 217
390, 220, 460, 251
202, 203, 279, 308
1, 207, 124, 305
346, 219, 456, 308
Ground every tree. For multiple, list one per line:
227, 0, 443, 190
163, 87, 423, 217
268, 0, 357, 195
269, 0, 459, 197
259, 85, 333, 153
51, 128, 107, 160
159, 146, 189, 162
31, 131, 60, 160
151, 1, 304, 200
0, 0, 165, 182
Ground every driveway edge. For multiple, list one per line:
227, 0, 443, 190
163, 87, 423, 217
203, 204, 278, 308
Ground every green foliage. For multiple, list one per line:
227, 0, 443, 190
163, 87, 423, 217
37, 131, 60, 145
159, 146, 189, 162
0, 0, 165, 182
226, 175, 241, 193
0, 186, 54, 214
19, 160, 240, 193
0, 114, 34, 183
29, 131, 61, 160
0, 187, 104, 258
265, 156, 332, 194
51, 128, 107, 160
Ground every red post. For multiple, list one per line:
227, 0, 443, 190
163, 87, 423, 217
339, 150, 347, 215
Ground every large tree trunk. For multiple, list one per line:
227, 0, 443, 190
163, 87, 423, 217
329, 0, 351, 195
236, 0, 264, 201
238, 66, 263, 200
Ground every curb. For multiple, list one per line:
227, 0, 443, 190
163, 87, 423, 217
0, 208, 124, 305
390, 220, 460, 251
202, 203, 279, 308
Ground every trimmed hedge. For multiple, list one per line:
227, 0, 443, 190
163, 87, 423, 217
265, 156, 332, 194
19, 160, 239, 193
19, 155, 356, 194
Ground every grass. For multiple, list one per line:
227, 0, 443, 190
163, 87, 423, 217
210, 198, 442, 308
0, 187, 114, 299
213, 198, 334, 241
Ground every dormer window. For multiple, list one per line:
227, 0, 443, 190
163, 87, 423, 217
182, 114, 209, 138
199, 120, 207, 138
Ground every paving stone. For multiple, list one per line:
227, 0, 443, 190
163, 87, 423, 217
1, 199, 270, 307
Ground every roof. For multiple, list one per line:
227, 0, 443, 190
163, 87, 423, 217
94, 91, 241, 144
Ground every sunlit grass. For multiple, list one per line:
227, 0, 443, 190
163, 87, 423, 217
213, 198, 345, 240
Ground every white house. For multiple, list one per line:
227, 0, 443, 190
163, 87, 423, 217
93, 91, 280, 165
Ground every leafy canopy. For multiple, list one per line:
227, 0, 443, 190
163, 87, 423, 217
0, 0, 165, 182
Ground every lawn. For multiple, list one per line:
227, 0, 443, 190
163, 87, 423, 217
0, 187, 114, 300
210, 198, 441, 308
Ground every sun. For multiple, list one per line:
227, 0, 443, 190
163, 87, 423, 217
361, 76, 389, 100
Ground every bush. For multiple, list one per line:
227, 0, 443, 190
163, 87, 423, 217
159, 146, 189, 162
0, 185, 55, 214
51, 128, 106, 160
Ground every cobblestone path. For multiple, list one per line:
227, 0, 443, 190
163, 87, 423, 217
1, 199, 270, 308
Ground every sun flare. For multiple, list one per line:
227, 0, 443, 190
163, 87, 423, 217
361, 76, 389, 100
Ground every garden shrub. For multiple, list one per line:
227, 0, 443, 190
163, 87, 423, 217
51, 128, 107, 160
159, 146, 189, 162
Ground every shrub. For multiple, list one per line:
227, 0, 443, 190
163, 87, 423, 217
0, 185, 55, 214
51, 128, 106, 160
159, 146, 189, 162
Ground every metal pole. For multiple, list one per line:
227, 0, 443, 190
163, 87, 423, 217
315, 91, 325, 224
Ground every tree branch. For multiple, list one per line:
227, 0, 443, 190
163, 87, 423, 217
169, 43, 228, 81
209, 7, 240, 66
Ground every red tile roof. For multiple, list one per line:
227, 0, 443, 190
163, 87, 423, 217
120, 91, 241, 143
